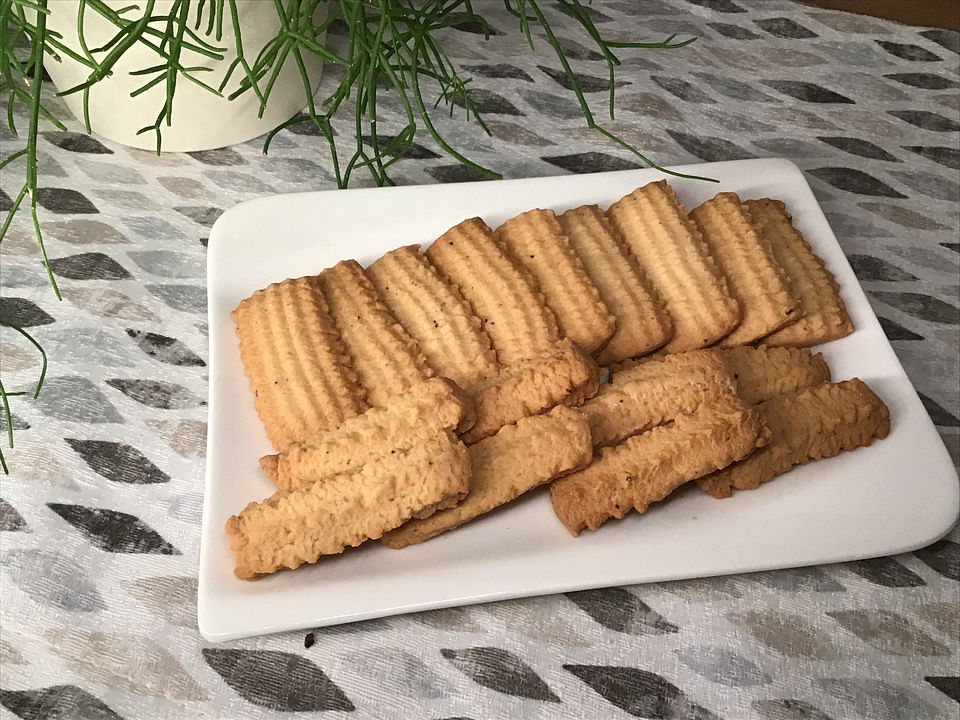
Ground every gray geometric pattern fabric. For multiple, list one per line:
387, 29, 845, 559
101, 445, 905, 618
1, 1, 958, 718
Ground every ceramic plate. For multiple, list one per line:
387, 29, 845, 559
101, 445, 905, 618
199, 158, 958, 641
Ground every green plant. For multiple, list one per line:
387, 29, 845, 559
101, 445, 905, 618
0, 0, 701, 472
0, 322, 46, 473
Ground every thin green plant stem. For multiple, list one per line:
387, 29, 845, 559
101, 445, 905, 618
1, 324, 48, 398
40, 34, 103, 67
256, 38, 292, 117
7, 83, 68, 129
0, 147, 26, 171
214, 0, 224, 41
220, 0, 264, 103
57, 0, 157, 96
554, 0, 619, 117
360, 0, 389, 183
0, 187, 27, 244
605, 36, 697, 49
194, 0, 207, 30
0, 375, 11, 473
1, 0, 23, 134
30, 194, 62, 297
129, 72, 166, 97
163, 0, 191, 125
24, 0, 62, 298
522, 0, 715, 182
408, 10, 498, 179
594, 125, 718, 183
77, 0, 95, 131
9, 0, 45, 13
0, 320, 49, 473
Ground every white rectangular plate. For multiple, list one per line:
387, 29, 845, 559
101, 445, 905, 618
200, 158, 958, 642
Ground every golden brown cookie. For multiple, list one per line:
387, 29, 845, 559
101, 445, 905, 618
232, 276, 367, 451
606, 181, 741, 352
319, 260, 433, 408
227, 430, 471, 579
273, 378, 474, 491
259, 454, 279, 483
425, 217, 559, 366
746, 198, 854, 347
551, 396, 768, 535
697, 379, 889, 498
367, 245, 499, 391
689, 193, 799, 346
464, 338, 601, 444
557, 204, 673, 364
382, 405, 592, 548
583, 349, 735, 448
722, 345, 831, 405
496, 208, 616, 355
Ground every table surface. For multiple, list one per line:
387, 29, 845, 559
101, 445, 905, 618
1, 1, 957, 718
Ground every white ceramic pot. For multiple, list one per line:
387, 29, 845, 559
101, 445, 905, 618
44, 0, 325, 152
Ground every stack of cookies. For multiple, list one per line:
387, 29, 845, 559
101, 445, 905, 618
225, 180, 889, 580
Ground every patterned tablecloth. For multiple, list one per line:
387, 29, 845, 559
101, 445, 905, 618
1, 1, 958, 718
